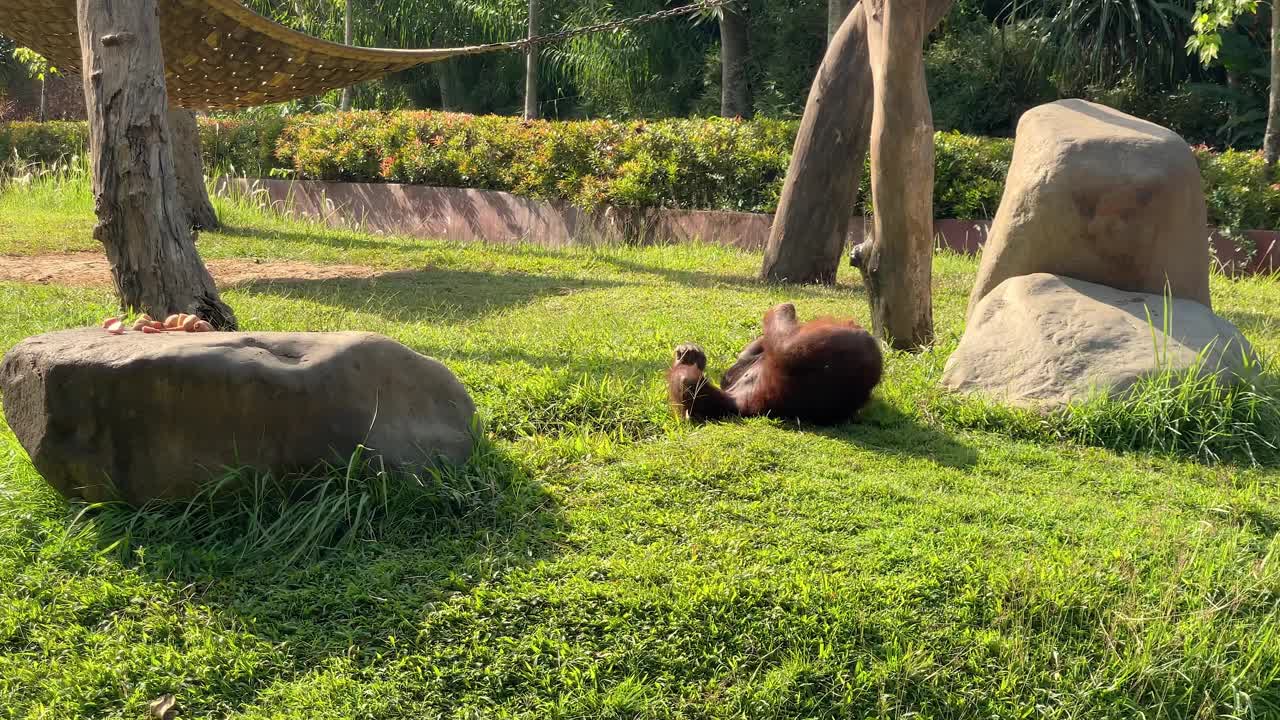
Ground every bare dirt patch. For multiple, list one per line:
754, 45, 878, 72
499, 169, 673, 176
0, 252, 384, 288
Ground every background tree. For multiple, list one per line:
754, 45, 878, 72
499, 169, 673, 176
12, 48, 56, 122
525, 0, 541, 119
1187, 0, 1278, 165
1011, 0, 1197, 91
225, 0, 827, 120
1270, 0, 1279, 164
340, 0, 354, 110
3, 0, 1271, 132
719, 0, 752, 117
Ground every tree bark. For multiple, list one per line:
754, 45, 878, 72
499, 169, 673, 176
760, 0, 950, 285
433, 61, 463, 111
719, 2, 752, 118
524, 0, 540, 120
827, 0, 855, 45
860, 0, 934, 350
339, 0, 353, 111
166, 109, 220, 231
76, 0, 237, 329
1265, 0, 1280, 168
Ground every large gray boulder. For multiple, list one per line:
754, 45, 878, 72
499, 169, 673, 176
967, 99, 1211, 321
943, 273, 1257, 411
1, 329, 476, 505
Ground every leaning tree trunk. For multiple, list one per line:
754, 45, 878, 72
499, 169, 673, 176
166, 109, 219, 231
719, 2, 752, 119
1265, 0, 1280, 168
760, 0, 950, 285
860, 0, 934, 350
339, 0, 353, 111
524, 0, 540, 120
76, 0, 237, 329
827, 0, 855, 44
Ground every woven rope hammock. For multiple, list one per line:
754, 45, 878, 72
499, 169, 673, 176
0, 0, 497, 109
0, 0, 717, 110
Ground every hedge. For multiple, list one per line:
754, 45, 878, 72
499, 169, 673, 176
3, 112, 1280, 230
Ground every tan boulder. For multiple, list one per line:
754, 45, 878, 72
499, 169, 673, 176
966, 99, 1211, 320
943, 274, 1256, 411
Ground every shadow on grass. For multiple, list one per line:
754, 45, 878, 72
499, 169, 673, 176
818, 399, 980, 469
1218, 309, 1280, 338
77, 439, 567, 666
590, 253, 866, 294
229, 267, 626, 323
210, 223, 635, 265
590, 254, 776, 291
208, 223, 413, 253
439, 344, 662, 380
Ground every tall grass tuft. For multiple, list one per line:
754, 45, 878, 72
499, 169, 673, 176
67, 435, 533, 574
1060, 350, 1278, 465
932, 291, 1280, 466
0, 149, 88, 189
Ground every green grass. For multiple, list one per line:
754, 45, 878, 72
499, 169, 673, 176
0, 178, 1278, 718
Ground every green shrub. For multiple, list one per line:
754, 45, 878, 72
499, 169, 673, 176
199, 115, 286, 177
0, 121, 88, 166
1195, 146, 1280, 232
279, 112, 795, 213
5, 112, 1280, 233
932, 132, 1014, 219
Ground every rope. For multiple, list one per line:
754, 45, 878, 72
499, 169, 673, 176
473, 0, 728, 54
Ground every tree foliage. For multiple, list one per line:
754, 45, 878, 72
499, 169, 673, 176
0, 0, 1274, 149
1187, 0, 1259, 63
11, 48, 57, 82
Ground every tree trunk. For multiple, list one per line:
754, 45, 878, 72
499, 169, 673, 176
38, 78, 46, 122
524, 0, 540, 120
860, 0, 934, 350
719, 2, 752, 118
827, 0, 854, 45
339, 0, 353, 111
1265, 0, 1280, 168
167, 109, 220, 231
76, 0, 237, 329
760, 0, 950, 285
433, 61, 462, 111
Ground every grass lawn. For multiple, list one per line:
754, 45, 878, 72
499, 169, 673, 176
0, 177, 1278, 719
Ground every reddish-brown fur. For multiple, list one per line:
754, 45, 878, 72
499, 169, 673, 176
667, 302, 884, 425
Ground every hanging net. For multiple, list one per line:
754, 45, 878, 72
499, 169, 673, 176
0, 0, 508, 109
2, 0, 723, 110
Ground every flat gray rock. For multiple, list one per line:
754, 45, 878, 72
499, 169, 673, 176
1, 329, 476, 505
943, 274, 1257, 411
